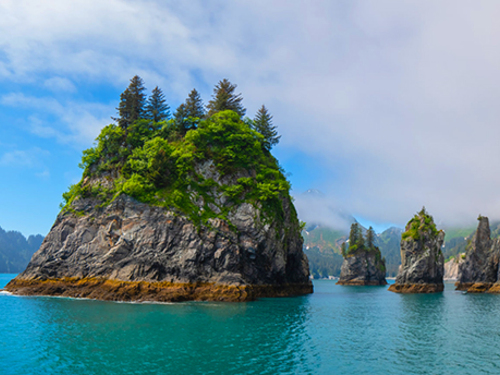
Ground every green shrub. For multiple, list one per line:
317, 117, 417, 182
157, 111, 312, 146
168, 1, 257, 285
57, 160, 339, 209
62, 110, 294, 230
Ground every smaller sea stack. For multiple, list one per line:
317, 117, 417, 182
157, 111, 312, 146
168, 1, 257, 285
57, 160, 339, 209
456, 216, 500, 293
388, 208, 444, 293
336, 224, 387, 286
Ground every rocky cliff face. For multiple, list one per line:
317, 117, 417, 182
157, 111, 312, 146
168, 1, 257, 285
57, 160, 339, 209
5, 108, 314, 302
6, 193, 312, 302
456, 217, 500, 293
388, 209, 445, 293
444, 255, 464, 280
336, 250, 387, 286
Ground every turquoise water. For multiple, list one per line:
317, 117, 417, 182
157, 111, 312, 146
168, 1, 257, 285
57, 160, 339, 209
2, 275, 500, 375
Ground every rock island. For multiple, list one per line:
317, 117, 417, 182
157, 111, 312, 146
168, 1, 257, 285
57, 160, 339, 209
388, 208, 444, 293
336, 224, 387, 286
5, 77, 313, 302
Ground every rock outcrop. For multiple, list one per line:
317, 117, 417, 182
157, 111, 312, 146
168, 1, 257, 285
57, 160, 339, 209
5, 108, 313, 302
456, 217, 500, 293
388, 209, 445, 293
336, 250, 387, 286
444, 255, 464, 280
6, 194, 312, 302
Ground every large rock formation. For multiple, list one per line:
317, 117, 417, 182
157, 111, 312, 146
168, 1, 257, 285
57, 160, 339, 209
336, 251, 387, 286
388, 209, 445, 293
443, 255, 464, 280
6, 194, 311, 302
456, 217, 500, 293
5, 108, 313, 302
336, 224, 387, 285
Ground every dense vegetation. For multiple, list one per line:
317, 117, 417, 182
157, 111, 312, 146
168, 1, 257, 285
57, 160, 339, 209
61, 76, 290, 229
341, 223, 386, 272
401, 207, 440, 241
0, 227, 43, 273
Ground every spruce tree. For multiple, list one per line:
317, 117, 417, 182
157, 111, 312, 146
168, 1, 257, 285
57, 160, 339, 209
366, 227, 376, 250
206, 79, 246, 117
174, 89, 206, 136
341, 242, 347, 257
184, 89, 205, 119
145, 86, 170, 122
115, 75, 147, 129
253, 105, 281, 151
173, 103, 189, 136
348, 222, 364, 252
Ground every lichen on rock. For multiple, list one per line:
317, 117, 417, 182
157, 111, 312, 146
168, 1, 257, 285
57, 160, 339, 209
388, 208, 445, 293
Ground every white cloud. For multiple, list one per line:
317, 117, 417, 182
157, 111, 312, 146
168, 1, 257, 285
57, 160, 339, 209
44, 77, 76, 93
1, 93, 114, 144
2, 1, 500, 227
0, 147, 49, 168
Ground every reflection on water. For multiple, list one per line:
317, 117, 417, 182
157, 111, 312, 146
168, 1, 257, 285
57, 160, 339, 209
3, 277, 500, 374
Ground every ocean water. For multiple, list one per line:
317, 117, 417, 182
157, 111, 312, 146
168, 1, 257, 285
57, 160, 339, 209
1, 275, 500, 375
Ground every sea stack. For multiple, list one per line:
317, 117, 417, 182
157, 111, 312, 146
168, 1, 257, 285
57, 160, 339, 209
456, 216, 499, 293
336, 224, 387, 286
5, 88, 313, 302
388, 208, 444, 293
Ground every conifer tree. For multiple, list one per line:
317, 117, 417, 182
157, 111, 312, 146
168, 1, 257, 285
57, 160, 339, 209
253, 105, 281, 151
184, 89, 205, 119
174, 89, 206, 136
114, 75, 147, 129
174, 103, 189, 136
206, 79, 246, 117
366, 226, 376, 250
145, 86, 170, 122
348, 222, 364, 252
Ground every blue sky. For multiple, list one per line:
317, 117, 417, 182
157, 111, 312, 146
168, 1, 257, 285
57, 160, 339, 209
2, 1, 500, 236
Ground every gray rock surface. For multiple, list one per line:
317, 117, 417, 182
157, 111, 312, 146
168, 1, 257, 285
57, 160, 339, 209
337, 250, 387, 285
456, 217, 500, 292
444, 255, 464, 280
389, 211, 445, 293
7, 192, 312, 301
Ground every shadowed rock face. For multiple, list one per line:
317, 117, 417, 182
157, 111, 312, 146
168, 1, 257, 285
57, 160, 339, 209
5, 194, 312, 302
389, 211, 444, 293
456, 217, 500, 293
336, 250, 387, 286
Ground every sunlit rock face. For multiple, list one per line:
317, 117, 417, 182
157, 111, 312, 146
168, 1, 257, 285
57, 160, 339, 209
5, 193, 312, 302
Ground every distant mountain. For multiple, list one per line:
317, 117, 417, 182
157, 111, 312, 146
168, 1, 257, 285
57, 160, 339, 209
0, 226, 43, 273
303, 223, 404, 278
303, 215, 498, 279
377, 227, 403, 277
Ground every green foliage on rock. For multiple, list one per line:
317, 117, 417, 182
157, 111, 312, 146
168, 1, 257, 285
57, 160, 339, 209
345, 224, 382, 256
401, 207, 440, 241
62, 100, 292, 229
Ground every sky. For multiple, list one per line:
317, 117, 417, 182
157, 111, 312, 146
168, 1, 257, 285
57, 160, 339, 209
1, 0, 500, 236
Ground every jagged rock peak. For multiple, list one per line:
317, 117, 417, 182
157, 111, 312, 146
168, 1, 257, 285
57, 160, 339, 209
388, 208, 445, 293
456, 216, 500, 293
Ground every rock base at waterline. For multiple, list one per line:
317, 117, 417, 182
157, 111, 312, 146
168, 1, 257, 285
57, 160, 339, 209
5, 278, 313, 303
336, 279, 387, 286
388, 283, 444, 293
